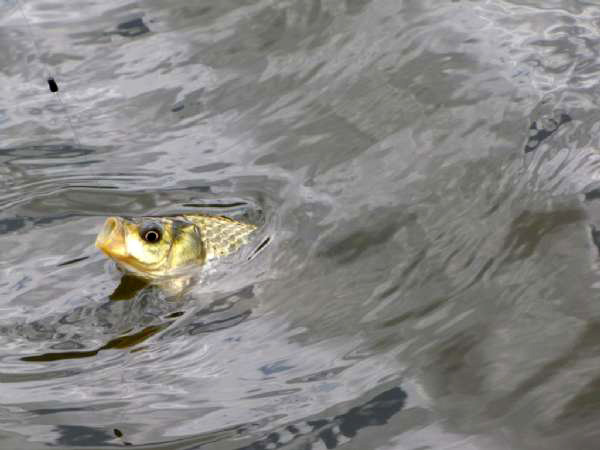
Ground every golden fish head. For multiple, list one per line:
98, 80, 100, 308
95, 216, 205, 279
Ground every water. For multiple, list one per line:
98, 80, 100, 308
2, 0, 600, 448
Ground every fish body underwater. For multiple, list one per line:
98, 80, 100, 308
95, 214, 256, 292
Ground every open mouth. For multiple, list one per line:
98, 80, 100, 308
95, 217, 129, 259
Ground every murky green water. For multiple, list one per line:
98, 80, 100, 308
3, 0, 600, 448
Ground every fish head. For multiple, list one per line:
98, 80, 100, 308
95, 216, 205, 279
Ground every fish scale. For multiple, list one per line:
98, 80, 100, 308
183, 215, 256, 261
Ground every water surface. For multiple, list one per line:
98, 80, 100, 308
2, 0, 600, 448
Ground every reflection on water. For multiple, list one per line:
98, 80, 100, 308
3, 0, 600, 448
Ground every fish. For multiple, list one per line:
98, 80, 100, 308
95, 214, 256, 294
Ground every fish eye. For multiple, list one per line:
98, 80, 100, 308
141, 228, 162, 243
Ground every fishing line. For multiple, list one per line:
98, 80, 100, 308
15, 0, 82, 146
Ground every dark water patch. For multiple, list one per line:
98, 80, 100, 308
21, 324, 167, 362
557, 375, 600, 424
345, 0, 371, 15
187, 310, 252, 335
287, 366, 350, 384
29, 402, 127, 416
71, 17, 151, 44
22, 348, 102, 362
423, 328, 487, 398
171, 102, 185, 112
381, 297, 448, 329
590, 226, 600, 255
0, 217, 25, 234
259, 360, 293, 376
109, 275, 150, 301
0, 369, 81, 383
387, 49, 480, 109
590, 225, 600, 255
584, 186, 600, 201
0, 145, 96, 161
487, 321, 600, 419
319, 219, 411, 264
524, 112, 572, 153
0, 214, 83, 234
168, 88, 206, 118
153, 287, 256, 340
31, 407, 86, 416
253, 108, 377, 178
238, 386, 407, 450
189, 162, 233, 173
115, 17, 150, 38
202, 286, 256, 312
502, 208, 586, 261
243, 388, 300, 400
54, 425, 115, 447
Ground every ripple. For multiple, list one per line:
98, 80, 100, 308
4, 0, 600, 448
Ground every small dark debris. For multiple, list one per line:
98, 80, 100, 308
171, 102, 184, 112
248, 237, 270, 260
57, 256, 89, 267
524, 112, 572, 153
116, 18, 150, 38
48, 78, 58, 92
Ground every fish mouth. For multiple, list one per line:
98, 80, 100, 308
95, 217, 129, 260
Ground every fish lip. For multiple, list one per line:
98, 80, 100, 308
95, 217, 129, 259
96, 217, 164, 276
